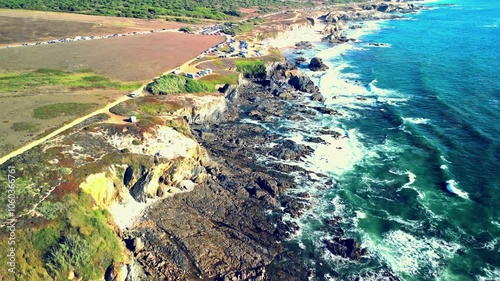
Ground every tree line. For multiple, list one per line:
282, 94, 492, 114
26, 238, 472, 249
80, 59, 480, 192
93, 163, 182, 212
0, 0, 291, 19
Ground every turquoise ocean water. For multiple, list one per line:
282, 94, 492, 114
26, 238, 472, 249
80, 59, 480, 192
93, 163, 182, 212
273, 0, 500, 280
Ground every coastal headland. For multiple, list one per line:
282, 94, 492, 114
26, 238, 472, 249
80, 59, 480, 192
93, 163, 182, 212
0, 1, 426, 280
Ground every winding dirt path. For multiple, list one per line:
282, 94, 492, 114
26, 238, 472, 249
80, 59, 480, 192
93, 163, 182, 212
0, 89, 140, 166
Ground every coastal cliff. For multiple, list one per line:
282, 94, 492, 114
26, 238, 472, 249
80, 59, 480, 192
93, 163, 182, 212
111, 60, 372, 280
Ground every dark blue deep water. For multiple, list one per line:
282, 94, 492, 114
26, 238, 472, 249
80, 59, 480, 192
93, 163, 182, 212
276, 0, 500, 280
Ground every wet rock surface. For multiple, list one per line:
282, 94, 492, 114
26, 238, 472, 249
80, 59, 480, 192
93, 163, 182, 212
308, 57, 329, 72
323, 237, 368, 261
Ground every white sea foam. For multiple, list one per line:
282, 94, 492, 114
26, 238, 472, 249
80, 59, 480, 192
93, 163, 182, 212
402, 117, 430, 125
283, 128, 365, 177
440, 155, 452, 163
366, 230, 461, 277
355, 211, 367, 219
446, 179, 469, 199
389, 169, 407, 176
476, 265, 500, 281
344, 20, 383, 40
365, 43, 392, 48
331, 195, 346, 217
396, 171, 424, 198
480, 237, 499, 252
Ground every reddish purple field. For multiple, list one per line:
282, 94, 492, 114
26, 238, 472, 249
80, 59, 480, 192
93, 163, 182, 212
0, 32, 224, 81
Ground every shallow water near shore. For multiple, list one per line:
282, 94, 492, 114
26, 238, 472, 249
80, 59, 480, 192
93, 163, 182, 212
270, 0, 499, 280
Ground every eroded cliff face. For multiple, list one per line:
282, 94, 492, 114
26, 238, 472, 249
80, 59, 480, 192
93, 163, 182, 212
52, 94, 230, 281
257, 20, 314, 42
75, 94, 227, 233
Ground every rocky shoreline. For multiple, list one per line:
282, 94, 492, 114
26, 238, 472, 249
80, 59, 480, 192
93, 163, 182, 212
320, 2, 424, 44
121, 60, 374, 280
119, 2, 429, 280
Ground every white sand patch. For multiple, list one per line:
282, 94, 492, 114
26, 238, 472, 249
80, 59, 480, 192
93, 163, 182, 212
108, 193, 158, 230
102, 126, 198, 159
266, 23, 326, 48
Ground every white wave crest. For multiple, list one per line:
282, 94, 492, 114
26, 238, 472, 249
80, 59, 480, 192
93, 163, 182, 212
446, 180, 469, 199
402, 117, 430, 125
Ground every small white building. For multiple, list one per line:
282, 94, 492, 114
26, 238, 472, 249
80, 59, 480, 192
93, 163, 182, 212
129, 116, 137, 123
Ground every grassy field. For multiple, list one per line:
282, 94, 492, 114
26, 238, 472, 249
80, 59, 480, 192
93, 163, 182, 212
33, 103, 98, 119
0, 69, 139, 93
199, 73, 239, 86
0, 68, 138, 157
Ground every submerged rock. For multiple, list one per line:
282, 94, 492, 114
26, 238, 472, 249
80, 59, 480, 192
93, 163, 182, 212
324, 237, 367, 260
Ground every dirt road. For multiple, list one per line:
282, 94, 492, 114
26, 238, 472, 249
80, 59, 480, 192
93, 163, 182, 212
0, 89, 139, 166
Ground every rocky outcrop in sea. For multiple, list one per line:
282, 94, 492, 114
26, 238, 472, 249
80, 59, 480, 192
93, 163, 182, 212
321, 2, 424, 44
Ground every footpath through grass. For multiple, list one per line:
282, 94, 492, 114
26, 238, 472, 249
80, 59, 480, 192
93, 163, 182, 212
0, 69, 141, 93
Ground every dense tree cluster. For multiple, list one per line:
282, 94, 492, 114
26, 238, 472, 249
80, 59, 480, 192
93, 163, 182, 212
0, 0, 292, 19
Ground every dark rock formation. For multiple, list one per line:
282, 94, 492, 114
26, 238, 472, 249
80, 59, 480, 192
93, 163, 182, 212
129, 171, 153, 203
321, 3, 422, 44
123, 166, 134, 187
324, 237, 367, 261
294, 41, 313, 49
269, 139, 314, 161
308, 57, 329, 71
288, 73, 318, 93
294, 56, 306, 63
313, 106, 342, 116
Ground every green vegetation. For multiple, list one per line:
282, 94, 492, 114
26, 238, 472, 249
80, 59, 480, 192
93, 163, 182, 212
0, 69, 140, 93
200, 73, 239, 86
168, 116, 193, 137
45, 234, 92, 277
10, 121, 40, 132
0, 147, 60, 221
166, 16, 203, 24
33, 102, 98, 119
235, 59, 266, 78
0, 192, 125, 280
178, 26, 194, 33
257, 6, 278, 14
110, 96, 186, 120
223, 17, 265, 35
37, 201, 64, 220
0, 0, 294, 19
146, 74, 214, 95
